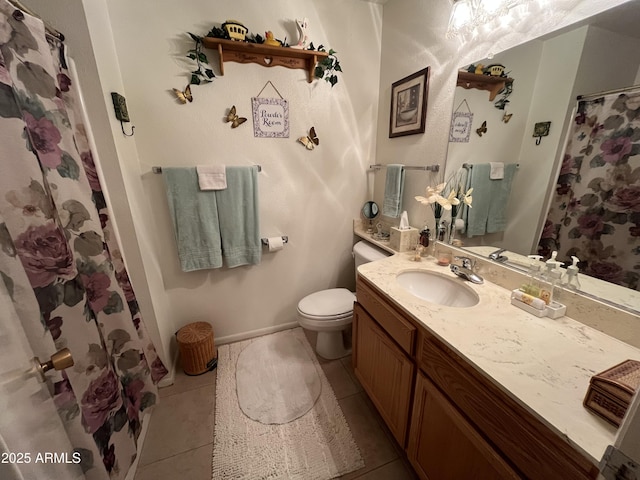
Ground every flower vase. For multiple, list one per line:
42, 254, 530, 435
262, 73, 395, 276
435, 217, 445, 242
448, 220, 456, 244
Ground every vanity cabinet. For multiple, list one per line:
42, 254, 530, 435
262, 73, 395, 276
352, 302, 414, 446
408, 372, 519, 479
354, 275, 600, 480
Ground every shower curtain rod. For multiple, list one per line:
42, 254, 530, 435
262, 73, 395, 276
7, 0, 65, 41
577, 83, 640, 101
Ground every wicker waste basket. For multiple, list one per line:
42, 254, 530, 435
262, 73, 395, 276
176, 322, 217, 375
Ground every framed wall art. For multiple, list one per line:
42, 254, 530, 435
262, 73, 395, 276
389, 67, 430, 138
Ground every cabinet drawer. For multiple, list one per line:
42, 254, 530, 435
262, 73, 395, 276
418, 332, 599, 480
356, 276, 416, 356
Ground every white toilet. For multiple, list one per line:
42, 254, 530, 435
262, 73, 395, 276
297, 240, 391, 359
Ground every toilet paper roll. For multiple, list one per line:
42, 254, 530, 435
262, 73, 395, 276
454, 218, 465, 230
267, 236, 284, 252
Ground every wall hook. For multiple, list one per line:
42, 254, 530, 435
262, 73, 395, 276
111, 92, 135, 137
120, 122, 135, 137
533, 121, 551, 145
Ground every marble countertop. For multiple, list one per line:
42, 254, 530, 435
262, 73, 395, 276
357, 252, 640, 465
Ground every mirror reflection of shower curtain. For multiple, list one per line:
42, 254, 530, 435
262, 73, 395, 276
538, 88, 640, 290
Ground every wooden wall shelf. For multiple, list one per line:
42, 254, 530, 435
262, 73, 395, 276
201, 37, 329, 83
457, 71, 513, 101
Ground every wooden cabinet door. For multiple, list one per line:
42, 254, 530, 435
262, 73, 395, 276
353, 302, 415, 447
408, 372, 520, 480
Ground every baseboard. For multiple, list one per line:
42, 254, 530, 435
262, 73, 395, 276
215, 321, 300, 346
124, 410, 152, 480
157, 348, 179, 388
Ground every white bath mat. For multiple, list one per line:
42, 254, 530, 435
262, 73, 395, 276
212, 328, 364, 479
236, 331, 322, 424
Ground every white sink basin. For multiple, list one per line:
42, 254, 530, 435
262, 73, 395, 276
396, 270, 480, 308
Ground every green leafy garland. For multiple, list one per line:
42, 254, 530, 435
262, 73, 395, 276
186, 33, 215, 85
310, 43, 342, 87
184, 26, 342, 87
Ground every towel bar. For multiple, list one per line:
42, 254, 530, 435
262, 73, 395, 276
152, 165, 262, 174
261, 236, 288, 246
462, 163, 519, 169
369, 164, 439, 172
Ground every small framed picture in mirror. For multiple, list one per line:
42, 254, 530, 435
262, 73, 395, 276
389, 67, 430, 138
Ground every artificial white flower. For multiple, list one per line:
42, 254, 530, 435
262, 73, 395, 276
435, 189, 460, 210
462, 187, 473, 207
414, 182, 446, 205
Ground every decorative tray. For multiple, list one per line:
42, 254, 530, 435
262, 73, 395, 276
583, 359, 640, 427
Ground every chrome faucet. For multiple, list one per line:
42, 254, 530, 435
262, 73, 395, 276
450, 256, 484, 284
454, 256, 475, 270
489, 248, 508, 263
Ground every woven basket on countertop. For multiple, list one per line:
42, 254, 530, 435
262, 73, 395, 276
583, 359, 640, 427
176, 322, 217, 375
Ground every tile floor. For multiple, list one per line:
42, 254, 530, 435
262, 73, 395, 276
134, 329, 418, 480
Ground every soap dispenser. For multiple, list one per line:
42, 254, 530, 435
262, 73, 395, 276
521, 255, 543, 297
542, 251, 559, 280
534, 252, 560, 305
547, 262, 565, 303
564, 256, 581, 291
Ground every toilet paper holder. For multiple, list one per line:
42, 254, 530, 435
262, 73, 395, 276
261, 236, 288, 246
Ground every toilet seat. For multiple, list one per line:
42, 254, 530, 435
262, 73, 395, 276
297, 288, 356, 318
297, 311, 352, 321
296, 288, 356, 359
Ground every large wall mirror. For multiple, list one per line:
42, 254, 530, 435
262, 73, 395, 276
444, 1, 640, 313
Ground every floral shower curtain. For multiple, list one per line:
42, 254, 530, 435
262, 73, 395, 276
0, 2, 167, 479
538, 89, 640, 291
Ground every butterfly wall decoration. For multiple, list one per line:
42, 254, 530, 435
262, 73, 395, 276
173, 85, 193, 104
226, 106, 247, 128
502, 112, 513, 123
298, 127, 319, 150
476, 121, 487, 137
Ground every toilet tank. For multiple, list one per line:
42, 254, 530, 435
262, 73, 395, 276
353, 241, 391, 281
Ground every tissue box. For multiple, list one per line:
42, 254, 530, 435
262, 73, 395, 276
389, 227, 418, 252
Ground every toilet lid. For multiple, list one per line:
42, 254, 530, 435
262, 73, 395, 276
298, 288, 356, 317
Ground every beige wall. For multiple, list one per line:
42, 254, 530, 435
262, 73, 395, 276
103, 0, 383, 348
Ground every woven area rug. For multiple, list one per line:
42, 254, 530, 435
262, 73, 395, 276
212, 327, 364, 479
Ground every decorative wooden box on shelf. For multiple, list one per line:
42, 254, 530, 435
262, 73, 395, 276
201, 37, 329, 83
457, 71, 513, 101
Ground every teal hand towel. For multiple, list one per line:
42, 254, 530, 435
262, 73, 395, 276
460, 167, 472, 234
465, 164, 492, 237
216, 166, 261, 268
163, 168, 223, 271
487, 163, 517, 233
382, 164, 405, 218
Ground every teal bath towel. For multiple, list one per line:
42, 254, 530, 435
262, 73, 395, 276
382, 164, 405, 218
487, 163, 517, 233
465, 163, 517, 237
163, 168, 223, 271
216, 166, 261, 268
